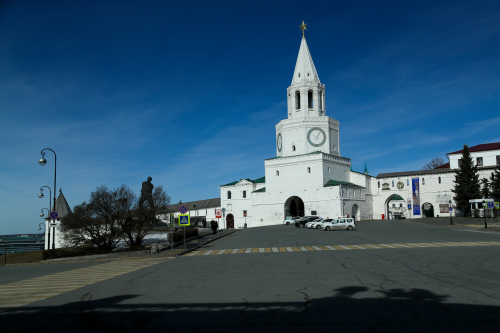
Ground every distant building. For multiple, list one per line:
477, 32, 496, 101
42, 189, 72, 249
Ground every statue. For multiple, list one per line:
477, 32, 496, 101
139, 176, 155, 209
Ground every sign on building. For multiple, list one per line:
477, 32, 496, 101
412, 178, 421, 215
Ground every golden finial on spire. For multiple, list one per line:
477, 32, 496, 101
299, 20, 308, 36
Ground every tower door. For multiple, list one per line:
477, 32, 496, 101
226, 214, 234, 229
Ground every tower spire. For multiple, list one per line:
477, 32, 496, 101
364, 157, 369, 174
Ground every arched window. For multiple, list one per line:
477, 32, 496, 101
319, 91, 323, 110
328, 167, 331, 173
308, 90, 313, 108
307, 167, 311, 173
227, 191, 231, 199
295, 91, 301, 109
276, 171, 279, 176
292, 145, 296, 151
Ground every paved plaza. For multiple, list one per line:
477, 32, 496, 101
1, 219, 500, 332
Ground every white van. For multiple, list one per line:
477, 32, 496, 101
322, 218, 355, 231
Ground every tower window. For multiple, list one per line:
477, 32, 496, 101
328, 167, 331, 173
319, 91, 323, 110
227, 191, 231, 199
307, 167, 311, 173
295, 91, 300, 109
298, 73, 301, 77
308, 90, 313, 108
276, 171, 279, 176
243, 191, 246, 198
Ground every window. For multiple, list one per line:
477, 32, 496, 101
400, 203, 403, 208
328, 167, 331, 173
295, 91, 301, 109
392, 180, 394, 187
319, 91, 323, 110
497, 155, 500, 165
308, 90, 313, 108
439, 177, 441, 184
307, 167, 311, 173
227, 191, 231, 199
458, 159, 462, 167
292, 145, 296, 151
243, 210, 247, 217
392, 203, 396, 208
422, 178, 425, 185
276, 171, 279, 176
378, 181, 380, 188
243, 191, 246, 198
407, 179, 409, 186
477, 157, 483, 166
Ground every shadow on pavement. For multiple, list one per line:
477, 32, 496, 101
1, 286, 499, 332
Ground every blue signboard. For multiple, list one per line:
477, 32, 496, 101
488, 202, 494, 209
408, 204, 411, 209
412, 178, 421, 215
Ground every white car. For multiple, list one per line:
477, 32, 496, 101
309, 218, 334, 229
283, 216, 301, 225
322, 218, 355, 231
305, 218, 323, 228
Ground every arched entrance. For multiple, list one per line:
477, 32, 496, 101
284, 196, 304, 218
226, 214, 234, 228
422, 203, 434, 218
384, 194, 406, 220
352, 204, 359, 221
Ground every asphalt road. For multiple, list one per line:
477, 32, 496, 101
1, 220, 500, 333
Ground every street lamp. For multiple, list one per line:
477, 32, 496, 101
448, 200, 453, 225
39, 148, 57, 214
482, 200, 488, 229
39, 207, 51, 249
38, 186, 52, 211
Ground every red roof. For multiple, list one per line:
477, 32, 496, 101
435, 162, 450, 169
448, 142, 500, 155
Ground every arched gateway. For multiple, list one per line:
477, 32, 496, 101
226, 214, 234, 228
284, 196, 305, 218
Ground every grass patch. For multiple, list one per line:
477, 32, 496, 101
0, 250, 45, 265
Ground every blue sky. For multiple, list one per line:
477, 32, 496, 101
1, 0, 499, 234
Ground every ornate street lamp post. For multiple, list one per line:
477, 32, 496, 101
482, 200, 488, 229
39, 148, 57, 249
38, 186, 52, 249
39, 208, 50, 249
38, 148, 57, 214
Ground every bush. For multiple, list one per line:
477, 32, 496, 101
169, 228, 198, 243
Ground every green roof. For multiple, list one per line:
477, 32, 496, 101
252, 187, 266, 193
220, 176, 265, 187
323, 180, 365, 188
390, 195, 404, 201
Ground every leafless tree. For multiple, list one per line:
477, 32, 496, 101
422, 157, 445, 170
61, 184, 170, 251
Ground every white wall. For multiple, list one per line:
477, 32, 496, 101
449, 149, 500, 168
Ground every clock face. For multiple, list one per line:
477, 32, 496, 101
397, 182, 404, 189
307, 127, 326, 147
277, 133, 282, 152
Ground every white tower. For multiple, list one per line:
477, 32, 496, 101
276, 24, 340, 158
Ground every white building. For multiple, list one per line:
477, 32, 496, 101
219, 32, 373, 229
371, 142, 500, 219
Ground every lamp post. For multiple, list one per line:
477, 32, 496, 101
38, 148, 57, 213
38, 186, 52, 249
448, 200, 453, 225
482, 200, 488, 229
39, 208, 50, 249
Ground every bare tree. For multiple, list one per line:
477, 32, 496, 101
60, 185, 124, 251
60, 184, 171, 251
422, 157, 445, 170
120, 185, 170, 249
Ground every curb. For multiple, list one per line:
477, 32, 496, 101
174, 229, 242, 256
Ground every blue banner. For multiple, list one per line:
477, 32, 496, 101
412, 178, 421, 215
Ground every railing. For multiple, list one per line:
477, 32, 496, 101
1, 246, 44, 254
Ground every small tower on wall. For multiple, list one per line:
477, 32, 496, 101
286, 21, 326, 119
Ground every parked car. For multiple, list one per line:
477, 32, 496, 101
306, 218, 323, 228
283, 216, 301, 225
295, 216, 320, 228
309, 218, 334, 229
322, 218, 355, 231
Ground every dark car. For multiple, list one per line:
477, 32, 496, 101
295, 216, 319, 228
